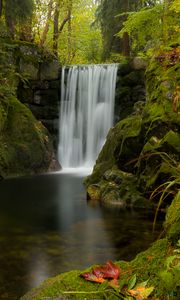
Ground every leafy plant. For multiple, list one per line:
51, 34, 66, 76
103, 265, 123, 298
150, 177, 180, 231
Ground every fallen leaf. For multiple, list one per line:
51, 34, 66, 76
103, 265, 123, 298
80, 261, 120, 285
129, 286, 154, 300
80, 272, 105, 283
93, 261, 120, 280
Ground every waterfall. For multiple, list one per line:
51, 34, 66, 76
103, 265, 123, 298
58, 64, 118, 169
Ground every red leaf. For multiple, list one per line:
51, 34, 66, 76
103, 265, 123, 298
80, 272, 105, 283
93, 261, 120, 280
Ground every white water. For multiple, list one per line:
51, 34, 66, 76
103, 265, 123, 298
58, 64, 118, 169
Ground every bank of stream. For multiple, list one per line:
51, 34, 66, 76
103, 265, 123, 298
0, 172, 163, 300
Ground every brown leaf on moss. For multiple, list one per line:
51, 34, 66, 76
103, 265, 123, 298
80, 272, 105, 283
80, 261, 121, 284
93, 261, 120, 280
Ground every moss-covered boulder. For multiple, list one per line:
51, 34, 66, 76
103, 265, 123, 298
0, 96, 53, 178
87, 166, 151, 208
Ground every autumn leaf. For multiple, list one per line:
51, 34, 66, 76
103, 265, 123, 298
80, 272, 105, 283
80, 261, 120, 284
128, 285, 154, 300
93, 261, 121, 280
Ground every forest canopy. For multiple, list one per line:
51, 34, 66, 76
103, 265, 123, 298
0, 0, 179, 64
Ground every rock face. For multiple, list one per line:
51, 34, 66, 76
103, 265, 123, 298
18, 77, 60, 149
115, 61, 146, 122
85, 52, 180, 209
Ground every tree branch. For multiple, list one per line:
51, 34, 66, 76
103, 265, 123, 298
40, 0, 54, 46
59, 12, 71, 33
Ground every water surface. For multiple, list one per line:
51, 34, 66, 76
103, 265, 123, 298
0, 172, 162, 299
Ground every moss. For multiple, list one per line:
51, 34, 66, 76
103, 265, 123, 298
165, 191, 180, 243
0, 96, 53, 178
87, 184, 101, 201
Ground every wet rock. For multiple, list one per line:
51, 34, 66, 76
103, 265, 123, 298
48, 156, 62, 172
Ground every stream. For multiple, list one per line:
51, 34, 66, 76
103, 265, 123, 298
0, 171, 163, 300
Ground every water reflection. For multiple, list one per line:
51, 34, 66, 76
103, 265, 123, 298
0, 173, 163, 300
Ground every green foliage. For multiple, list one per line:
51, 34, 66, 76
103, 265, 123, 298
170, 0, 180, 13
118, 1, 180, 55
118, 5, 164, 54
57, 0, 103, 64
31, 0, 102, 64
158, 239, 180, 293
5, 0, 34, 23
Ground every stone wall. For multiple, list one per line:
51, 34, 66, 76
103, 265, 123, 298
16, 44, 61, 149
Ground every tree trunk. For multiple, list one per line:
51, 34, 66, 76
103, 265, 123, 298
5, 14, 15, 38
122, 0, 130, 57
53, 0, 72, 57
122, 32, 130, 57
53, 1, 60, 56
40, 0, 54, 47
0, 0, 2, 18
67, 1, 72, 63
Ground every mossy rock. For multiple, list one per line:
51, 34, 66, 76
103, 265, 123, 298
87, 167, 152, 208
85, 115, 142, 187
87, 184, 101, 201
0, 96, 53, 178
138, 129, 180, 189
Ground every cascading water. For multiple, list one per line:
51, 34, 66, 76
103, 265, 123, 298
58, 64, 118, 169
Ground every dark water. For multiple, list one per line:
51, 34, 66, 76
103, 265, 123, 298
0, 172, 163, 300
